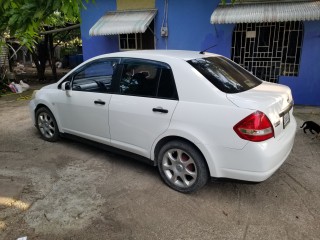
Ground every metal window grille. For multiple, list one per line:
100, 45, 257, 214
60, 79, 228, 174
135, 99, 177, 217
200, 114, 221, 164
119, 33, 142, 51
232, 21, 303, 83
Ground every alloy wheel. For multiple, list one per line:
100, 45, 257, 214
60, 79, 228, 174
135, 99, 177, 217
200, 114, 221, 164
37, 112, 56, 139
162, 148, 197, 188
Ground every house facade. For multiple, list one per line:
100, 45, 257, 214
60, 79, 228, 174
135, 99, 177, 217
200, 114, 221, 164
80, 0, 320, 106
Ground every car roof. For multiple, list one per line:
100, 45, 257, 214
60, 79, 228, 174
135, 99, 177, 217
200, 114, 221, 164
92, 50, 220, 61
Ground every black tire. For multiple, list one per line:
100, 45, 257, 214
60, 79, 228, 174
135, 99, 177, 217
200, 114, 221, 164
157, 140, 209, 193
35, 107, 60, 142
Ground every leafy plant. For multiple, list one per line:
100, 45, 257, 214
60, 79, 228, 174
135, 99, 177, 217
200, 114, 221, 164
0, 0, 91, 49
0, 0, 93, 81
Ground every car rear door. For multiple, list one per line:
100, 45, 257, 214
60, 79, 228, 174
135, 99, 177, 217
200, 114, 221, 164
55, 58, 120, 143
109, 58, 178, 157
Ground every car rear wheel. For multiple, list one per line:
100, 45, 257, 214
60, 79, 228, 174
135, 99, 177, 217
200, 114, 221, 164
157, 140, 209, 193
36, 107, 59, 142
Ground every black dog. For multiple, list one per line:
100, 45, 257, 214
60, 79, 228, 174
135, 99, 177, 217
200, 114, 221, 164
300, 121, 320, 136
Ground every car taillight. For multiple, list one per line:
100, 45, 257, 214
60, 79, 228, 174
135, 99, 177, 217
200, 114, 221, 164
233, 111, 274, 142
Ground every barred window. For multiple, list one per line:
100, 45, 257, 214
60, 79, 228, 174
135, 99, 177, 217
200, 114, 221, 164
119, 20, 155, 51
232, 21, 303, 83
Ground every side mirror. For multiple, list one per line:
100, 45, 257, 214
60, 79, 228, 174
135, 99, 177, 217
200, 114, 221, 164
61, 81, 71, 97
61, 81, 71, 91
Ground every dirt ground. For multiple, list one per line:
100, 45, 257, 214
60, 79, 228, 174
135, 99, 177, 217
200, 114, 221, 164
0, 83, 320, 240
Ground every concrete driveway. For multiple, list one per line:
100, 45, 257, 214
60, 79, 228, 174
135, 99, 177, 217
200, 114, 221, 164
0, 93, 320, 240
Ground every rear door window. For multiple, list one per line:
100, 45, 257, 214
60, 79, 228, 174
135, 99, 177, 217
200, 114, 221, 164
188, 56, 261, 93
157, 68, 178, 99
119, 59, 178, 100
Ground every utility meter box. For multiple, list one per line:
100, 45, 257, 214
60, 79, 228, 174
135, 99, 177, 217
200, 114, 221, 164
161, 27, 168, 37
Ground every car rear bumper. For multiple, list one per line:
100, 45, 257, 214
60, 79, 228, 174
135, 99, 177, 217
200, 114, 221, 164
203, 115, 297, 182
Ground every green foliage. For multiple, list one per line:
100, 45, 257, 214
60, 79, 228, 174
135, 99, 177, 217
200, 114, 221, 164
0, 0, 91, 50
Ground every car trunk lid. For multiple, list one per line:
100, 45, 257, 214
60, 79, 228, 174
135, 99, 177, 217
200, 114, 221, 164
227, 81, 293, 138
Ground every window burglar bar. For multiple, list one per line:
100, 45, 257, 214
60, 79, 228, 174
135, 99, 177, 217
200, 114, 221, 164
232, 21, 303, 83
119, 33, 142, 51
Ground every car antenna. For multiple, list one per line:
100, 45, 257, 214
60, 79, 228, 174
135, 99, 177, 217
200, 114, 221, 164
199, 44, 217, 54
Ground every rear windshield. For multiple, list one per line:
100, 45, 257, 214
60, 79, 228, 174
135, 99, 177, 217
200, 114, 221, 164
188, 56, 262, 93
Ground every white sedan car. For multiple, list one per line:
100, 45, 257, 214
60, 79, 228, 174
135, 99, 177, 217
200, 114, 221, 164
29, 50, 296, 193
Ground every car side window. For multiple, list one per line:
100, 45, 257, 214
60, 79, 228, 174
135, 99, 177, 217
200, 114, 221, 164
157, 68, 178, 100
120, 62, 159, 97
72, 59, 119, 93
119, 59, 178, 100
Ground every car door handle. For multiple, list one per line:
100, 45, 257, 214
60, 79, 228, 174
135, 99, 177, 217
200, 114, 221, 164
94, 100, 105, 105
152, 107, 168, 113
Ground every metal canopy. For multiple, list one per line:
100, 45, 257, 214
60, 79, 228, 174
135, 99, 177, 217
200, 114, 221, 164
210, 1, 320, 24
89, 9, 157, 36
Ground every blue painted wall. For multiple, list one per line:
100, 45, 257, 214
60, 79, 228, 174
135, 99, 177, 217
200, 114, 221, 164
279, 21, 320, 106
80, 0, 118, 60
80, 0, 233, 58
154, 0, 232, 56
155, 0, 219, 51
81, 1, 320, 106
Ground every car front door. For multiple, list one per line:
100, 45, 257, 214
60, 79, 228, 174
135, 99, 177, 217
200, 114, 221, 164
55, 58, 120, 143
109, 59, 179, 157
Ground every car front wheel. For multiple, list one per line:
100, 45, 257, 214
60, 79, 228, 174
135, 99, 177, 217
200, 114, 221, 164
157, 140, 209, 193
35, 107, 59, 142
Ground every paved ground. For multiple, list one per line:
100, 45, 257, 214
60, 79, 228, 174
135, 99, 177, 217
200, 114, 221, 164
0, 89, 320, 240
